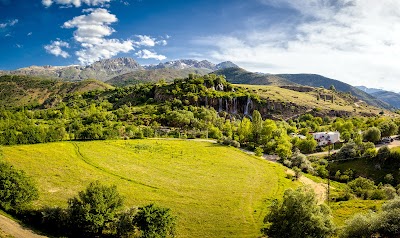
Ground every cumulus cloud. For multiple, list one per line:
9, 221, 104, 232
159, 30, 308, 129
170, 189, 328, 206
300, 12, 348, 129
60, 8, 134, 64
136, 49, 166, 61
194, 0, 400, 92
42, 0, 112, 8
133, 35, 168, 47
44, 40, 70, 58
0, 19, 18, 29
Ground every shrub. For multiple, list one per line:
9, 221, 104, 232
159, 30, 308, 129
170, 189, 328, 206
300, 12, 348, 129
262, 187, 335, 238
134, 204, 176, 238
68, 181, 124, 236
0, 161, 38, 212
255, 147, 263, 157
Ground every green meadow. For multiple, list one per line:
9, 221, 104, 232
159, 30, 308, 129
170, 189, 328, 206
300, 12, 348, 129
1, 139, 296, 237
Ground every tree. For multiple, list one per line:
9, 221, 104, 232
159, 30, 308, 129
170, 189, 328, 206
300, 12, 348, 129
68, 181, 124, 236
251, 110, 263, 143
238, 118, 252, 143
262, 187, 335, 238
329, 85, 336, 91
0, 161, 38, 211
296, 136, 318, 154
134, 204, 176, 238
377, 146, 391, 164
337, 141, 358, 159
363, 127, 381, 143
378, 120, 398, 138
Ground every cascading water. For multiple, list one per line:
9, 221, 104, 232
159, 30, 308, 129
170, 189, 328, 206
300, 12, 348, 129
218, 98, 223, 112
233, 98, 238, 114
244, 96, 253, 116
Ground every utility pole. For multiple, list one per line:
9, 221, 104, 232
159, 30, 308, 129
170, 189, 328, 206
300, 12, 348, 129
327, 142, 331, 205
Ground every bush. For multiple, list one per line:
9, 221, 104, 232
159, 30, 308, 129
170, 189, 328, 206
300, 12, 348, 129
219, 137, 240, 148
0, 161, 38, 212
262, 187, 335, 238
348, 177, 376, 198
255, 147, 263, 157
134, 204, 176, 238
117, 208, 138, 238
341, 197, 400, 237
68, 181, 124, 236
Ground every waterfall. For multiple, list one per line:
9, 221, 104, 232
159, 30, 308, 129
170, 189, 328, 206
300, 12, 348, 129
218, 98, 223, 112
225, 99, 229, 112
244, 96, 253, 116
233, 98, 238, 114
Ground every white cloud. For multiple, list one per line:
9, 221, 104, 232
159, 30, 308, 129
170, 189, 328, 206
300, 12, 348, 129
42, 0, 112, 8
61, 8, 134, 64
0, 19, 18, 29
134, 35, 156, 47
133, 35, 168, 47
44, 40, 70, 58
76, 39, 134, 64
27, 32, 32, 36
194, 0, 400, 92
136, 49, 166, 61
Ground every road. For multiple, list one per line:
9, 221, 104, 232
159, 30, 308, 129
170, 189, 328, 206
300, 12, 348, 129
0, 214, 46, 238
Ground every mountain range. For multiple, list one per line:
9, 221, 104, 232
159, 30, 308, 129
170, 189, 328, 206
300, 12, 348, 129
0, 57, 397, 110
356, 86, 400, 109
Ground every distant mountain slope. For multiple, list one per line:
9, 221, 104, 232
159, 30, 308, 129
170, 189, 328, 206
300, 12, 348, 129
356, 86, 400, 109
106, 68, 212, 87
0, 75, 113, 108
214, 68, 297, 86
0, 57, 143, 82
276, 74, 392, 109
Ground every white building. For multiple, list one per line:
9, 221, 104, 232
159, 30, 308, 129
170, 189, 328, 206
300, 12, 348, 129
312, 131, 340, 146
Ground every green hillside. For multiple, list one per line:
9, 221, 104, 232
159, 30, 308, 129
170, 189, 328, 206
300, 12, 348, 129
276, 74, 392, 110
106, 68, 212, 87
0, 75, 113, 108
1, 139, 296, 238
214, 67, 296, 86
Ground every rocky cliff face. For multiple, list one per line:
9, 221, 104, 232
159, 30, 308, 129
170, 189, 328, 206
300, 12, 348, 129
144, 59, 238, 71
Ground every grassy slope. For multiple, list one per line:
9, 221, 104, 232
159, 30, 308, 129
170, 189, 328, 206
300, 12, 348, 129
238, 84, 385, 116
1, 140, 296, 238
0, 75, 113, 108
276, 74, 392, 110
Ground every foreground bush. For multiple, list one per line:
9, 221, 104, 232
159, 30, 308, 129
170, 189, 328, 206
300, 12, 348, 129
0, 161, 38, 212
68, 181, 124, 236
340, 197, 400, 237
262, 186, 335, 238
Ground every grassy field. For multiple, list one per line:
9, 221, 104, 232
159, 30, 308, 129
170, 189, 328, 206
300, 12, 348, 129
1, 139, 297, 237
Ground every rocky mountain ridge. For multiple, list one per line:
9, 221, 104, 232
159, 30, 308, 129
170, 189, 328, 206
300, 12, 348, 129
0, 58, 238, 82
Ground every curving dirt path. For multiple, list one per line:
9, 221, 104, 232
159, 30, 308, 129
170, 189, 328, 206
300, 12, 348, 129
239, 147, 327, 203
0, 214, 46, 238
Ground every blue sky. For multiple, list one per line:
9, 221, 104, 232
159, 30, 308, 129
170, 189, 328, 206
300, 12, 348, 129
1, 0, 400, 92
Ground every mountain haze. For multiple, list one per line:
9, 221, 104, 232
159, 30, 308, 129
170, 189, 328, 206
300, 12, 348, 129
213, 68, 297, 86
356, 86, 400, 109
